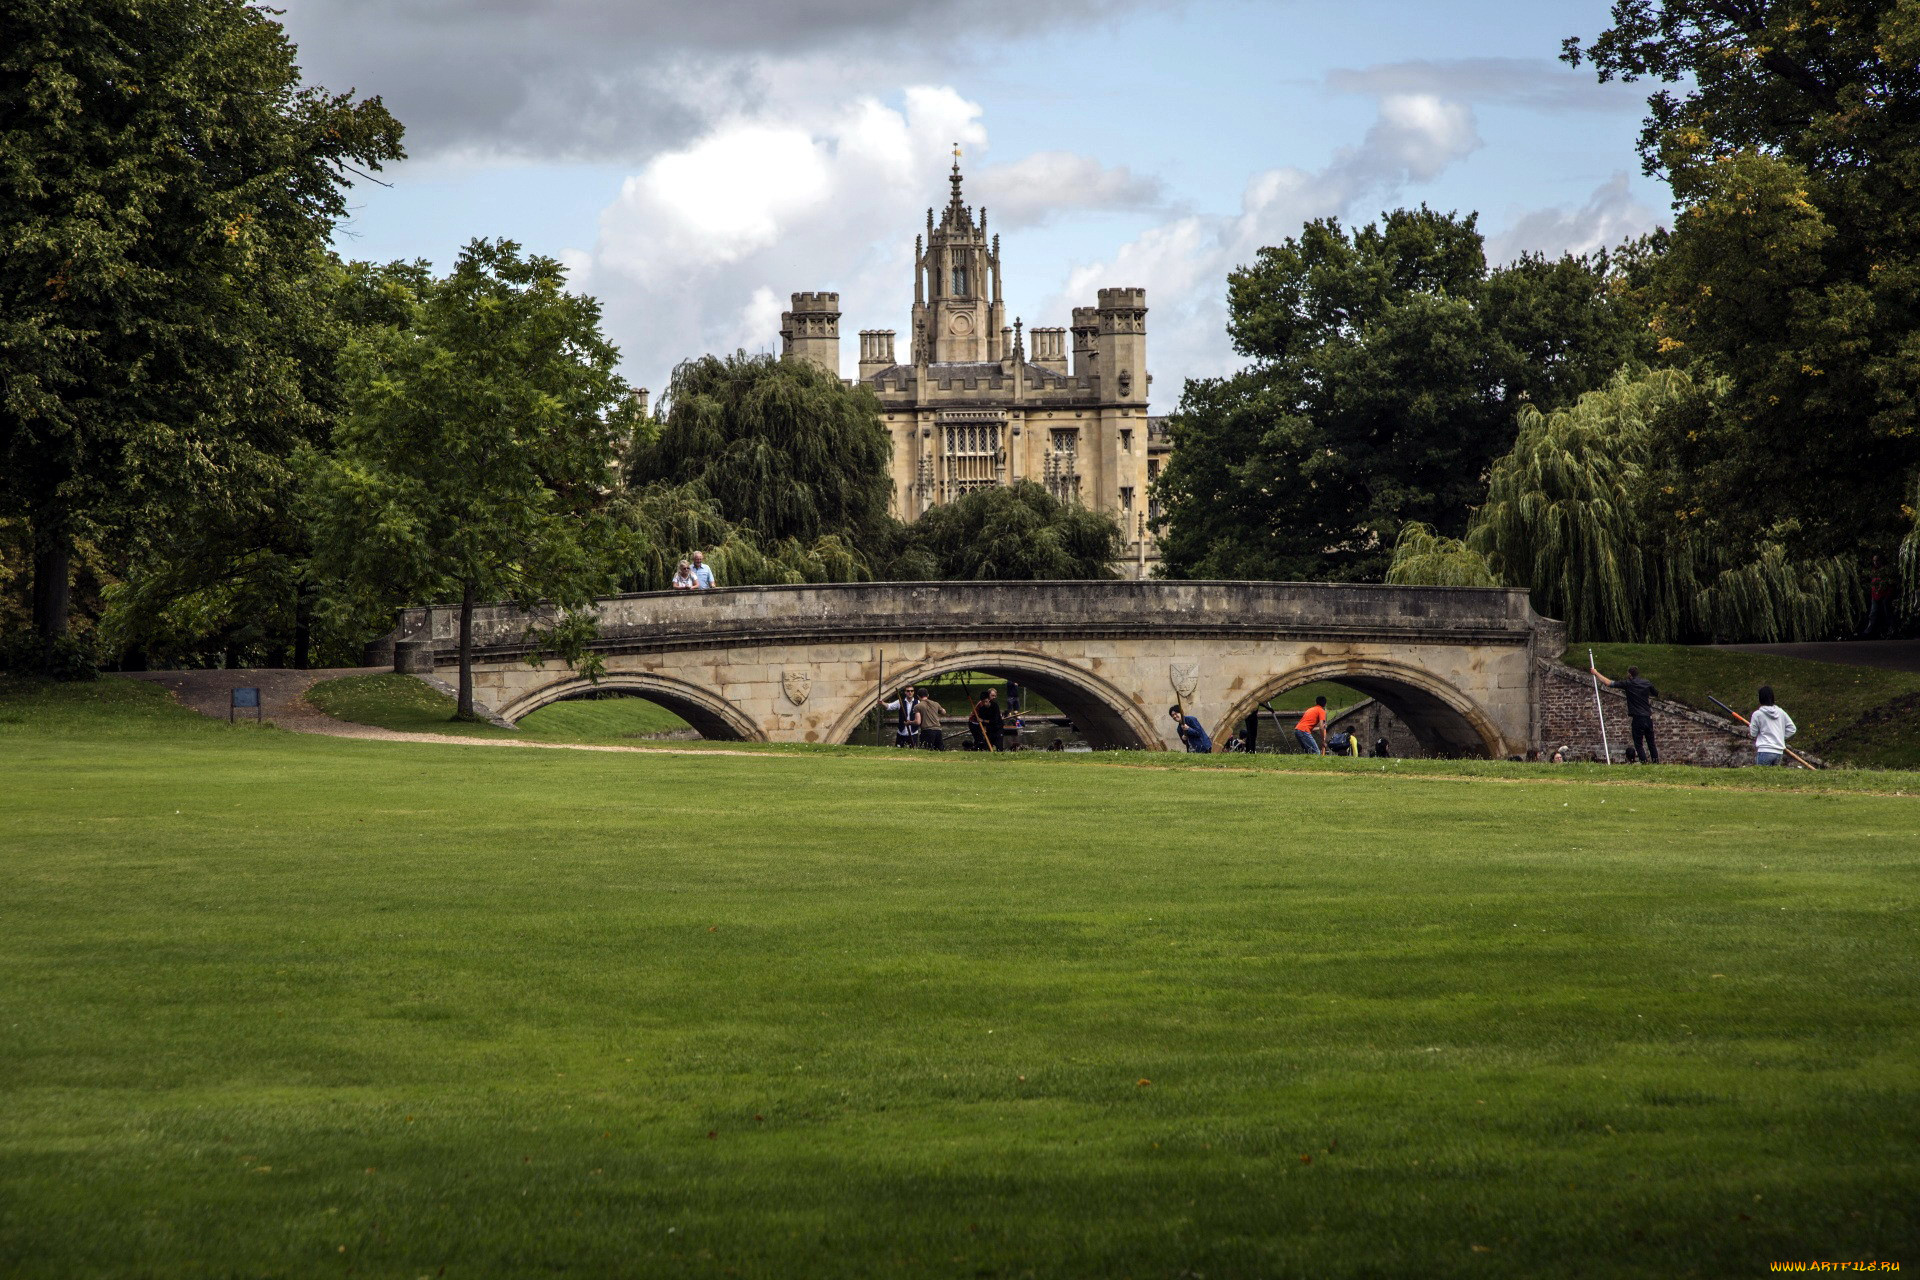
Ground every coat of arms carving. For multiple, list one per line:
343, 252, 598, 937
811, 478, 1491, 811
1169, 663, 1199, 702
781, 669, 812, 706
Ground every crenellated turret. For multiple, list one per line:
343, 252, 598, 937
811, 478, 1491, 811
780, 291, 841, 377
1096, 287, 1148, 403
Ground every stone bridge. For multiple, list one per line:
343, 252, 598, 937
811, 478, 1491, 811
387, 582, 1567, 756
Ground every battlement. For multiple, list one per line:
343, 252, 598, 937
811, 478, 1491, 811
1071, 306, 1098, 329
1096, 287, 1147, 311
782, 291, 841, 377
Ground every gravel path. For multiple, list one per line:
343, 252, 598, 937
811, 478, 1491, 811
116, 669, 786, 758
1713, 640, 1920, 675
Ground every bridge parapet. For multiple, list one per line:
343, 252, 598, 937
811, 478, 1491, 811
392, 580, 1561, 660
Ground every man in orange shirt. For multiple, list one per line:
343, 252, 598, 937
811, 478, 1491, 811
1295, 696, 1329, 755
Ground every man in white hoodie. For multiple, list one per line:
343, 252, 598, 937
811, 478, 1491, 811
1748, 686, 1797, 765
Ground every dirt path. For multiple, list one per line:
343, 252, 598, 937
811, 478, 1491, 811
121, 667, 382, 731
1714, 640, 1920, 674
117, 669, 793, 758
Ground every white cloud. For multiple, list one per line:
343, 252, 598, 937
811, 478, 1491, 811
577, 87, 991, 394
971, 152, 1166, 228
1351, 94, 1480, 183
1484, 173, 1667, 263
277, 0, 1178, 162
1326, 58, 1645, 114
1045, 89, 1484, 394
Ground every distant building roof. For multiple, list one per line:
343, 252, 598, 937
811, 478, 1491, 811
864, 360, 1079, 388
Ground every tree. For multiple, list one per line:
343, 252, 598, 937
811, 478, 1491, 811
302, 241, 640, 720
0, 0, 402, 667
610, 482, 874, 591
1384, 523, 1498, 588
1565, 0, 1920, 564
96, 257, 433, 671
1151, 209, 1653, 582
630, 353, 894, 548
1460, 367, 1856, 642
907, 482, 1123, 580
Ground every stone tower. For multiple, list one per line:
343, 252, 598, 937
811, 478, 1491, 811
1096, 287, 1148, 405
780, 292, 841, 377
910, 155, 1004, 365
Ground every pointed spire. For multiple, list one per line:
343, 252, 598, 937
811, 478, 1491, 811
947, 142, 967, 221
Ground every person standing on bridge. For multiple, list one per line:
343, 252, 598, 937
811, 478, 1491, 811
671, 560, 696, 590
689, 551, 715, 590
1294, 696, 1329, 755
1169, 705, 1212, 753
1589, 661, 1660, 764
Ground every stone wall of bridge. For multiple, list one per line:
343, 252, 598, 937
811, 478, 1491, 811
388, 581, 1565, 757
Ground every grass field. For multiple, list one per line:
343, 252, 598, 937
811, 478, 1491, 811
3, 677, 1917, 1277
308, 673, 693, 739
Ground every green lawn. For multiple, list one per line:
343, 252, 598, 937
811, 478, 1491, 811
308, 672, 692, 739
2, 678, 1917, 1277
1573, 644, 1920, 769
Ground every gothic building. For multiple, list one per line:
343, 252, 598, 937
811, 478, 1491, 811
780, 157, 1164, 576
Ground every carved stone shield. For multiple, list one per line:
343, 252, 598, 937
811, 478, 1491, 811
781, 669, 812, 706
1169, 663, 1199, 702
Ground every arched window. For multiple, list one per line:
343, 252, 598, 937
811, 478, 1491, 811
951, 265, 968, 296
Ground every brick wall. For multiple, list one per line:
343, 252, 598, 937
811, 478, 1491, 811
1537, 663, 1757, 766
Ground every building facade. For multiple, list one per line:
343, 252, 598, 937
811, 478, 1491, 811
781, 159, 1162, 576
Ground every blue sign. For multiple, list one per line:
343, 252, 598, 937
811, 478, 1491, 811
230, 686, 263, 723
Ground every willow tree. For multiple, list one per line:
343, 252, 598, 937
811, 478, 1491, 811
1466, 367, 1856, 642
1384, 523, 1498, 588
610, 482, 873, 591
630, 353, 893, 548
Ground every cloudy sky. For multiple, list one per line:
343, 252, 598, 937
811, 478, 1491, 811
281, 0, 1668, 404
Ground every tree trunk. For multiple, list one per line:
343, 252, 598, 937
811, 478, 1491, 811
292, 584, 313, 670
456, 580, 476, 721
30, 511, 72, 650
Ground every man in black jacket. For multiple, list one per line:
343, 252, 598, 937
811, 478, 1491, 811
971, 688, 1005, 752
1591, 662, 1660, 764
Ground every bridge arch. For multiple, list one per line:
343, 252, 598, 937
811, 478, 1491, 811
824, 649, 1163, 751
1217, 658, 1506, 758
496, 673, 766, 742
